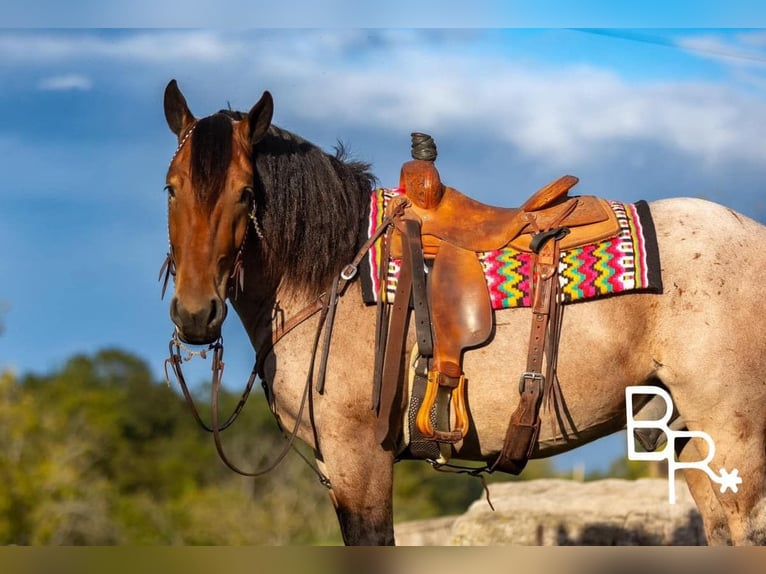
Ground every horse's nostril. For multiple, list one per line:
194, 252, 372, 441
169, 295, 224, 343
207, 298, 221, 328
169, 296, 181, 324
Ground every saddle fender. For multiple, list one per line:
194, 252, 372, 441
415, 241, 493, 443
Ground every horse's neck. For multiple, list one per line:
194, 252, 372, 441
231, 253, 333, 352
229, 250, 281, 353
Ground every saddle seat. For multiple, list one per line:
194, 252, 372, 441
393, 160, 620, 258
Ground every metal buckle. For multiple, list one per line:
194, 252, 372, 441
340, 264, 357, 281
519, 372, 545, 393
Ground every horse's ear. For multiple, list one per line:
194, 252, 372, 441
164, 79, 196, 138
247, 90, 273, 145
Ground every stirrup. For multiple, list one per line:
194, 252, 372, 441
415, 370, 469, 444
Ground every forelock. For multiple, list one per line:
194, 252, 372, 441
190, 113, 234, 207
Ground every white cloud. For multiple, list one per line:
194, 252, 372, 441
4, 30, 765, 170
37, 74, 93, 91
677, 31, 766, 67
0, 31, 245, 64
737, 30, 766, 49
249, 37, 766, 168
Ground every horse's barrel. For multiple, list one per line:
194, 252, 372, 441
399, 132, 444, 210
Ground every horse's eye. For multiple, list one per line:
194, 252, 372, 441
239, 186, 253, 205
164, 184, 176, 199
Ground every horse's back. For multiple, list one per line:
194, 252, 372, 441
648, 197, 766, 346
649, 196, 766, 262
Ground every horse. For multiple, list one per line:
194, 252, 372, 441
160, 79, 766, 546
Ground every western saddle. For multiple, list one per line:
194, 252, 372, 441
373, 133, 621, 474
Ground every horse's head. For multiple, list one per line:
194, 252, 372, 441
162, 79, 273, 344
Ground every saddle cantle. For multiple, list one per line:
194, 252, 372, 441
373, 132, 624, 474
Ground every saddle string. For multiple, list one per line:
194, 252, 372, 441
544, 278, 564, 415
371, 225, 394, 411
427, 459, 495, 512
534, 202, 575, 440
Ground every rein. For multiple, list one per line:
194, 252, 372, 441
162, 293, 327, 481
164, 329, 329, 482
161, 197, 401, 483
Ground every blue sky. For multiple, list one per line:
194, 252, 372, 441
2, 1, 764, 27
2, 26, 766, 474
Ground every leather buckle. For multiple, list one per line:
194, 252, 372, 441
519, 372, 544, 393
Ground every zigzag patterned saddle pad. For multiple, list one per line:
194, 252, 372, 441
359, 188, 663, 308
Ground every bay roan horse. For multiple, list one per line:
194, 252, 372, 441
162, 79, 766, 545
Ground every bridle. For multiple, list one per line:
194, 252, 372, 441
159, 120, 256, 302
162, 218, 393, 483
159, 121, 195, 301
160, 119, 401, 483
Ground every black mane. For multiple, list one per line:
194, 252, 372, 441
190, 110, 377, 295
252, 125, 377, 295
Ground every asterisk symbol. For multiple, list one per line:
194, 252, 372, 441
717, 468, 742, 493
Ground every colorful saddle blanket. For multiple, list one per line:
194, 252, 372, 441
359, 188, 662, 308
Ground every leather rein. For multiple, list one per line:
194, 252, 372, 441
161, 194, 401, 483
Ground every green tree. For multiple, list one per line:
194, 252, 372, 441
0, 349, 343, 544
585, 457, 663, 481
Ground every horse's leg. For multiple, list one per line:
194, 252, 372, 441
708, 428, 766, 545
318, 434, 396, 545
312, 289, 401, 546
650, 198, 766, 545
695, 434, 766, 546
676, 439, 731, 545
669, 378, 766, 545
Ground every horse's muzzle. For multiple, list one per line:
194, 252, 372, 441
169, 295, 227, 345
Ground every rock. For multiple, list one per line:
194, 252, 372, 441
393, 516, 457, 546
395, 478, 705, 545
